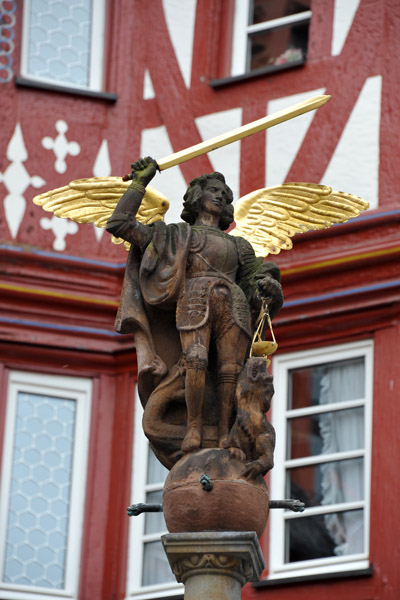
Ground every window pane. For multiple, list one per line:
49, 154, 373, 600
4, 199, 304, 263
3, 392, 76, 589
27, 0, 91, 86
144, 491, 167, 535
146, 447, 169, 485
142, 541, 176, 586
285, 509, 364, 563
288, 357, 365, 410
250, 0, 311, 25
248, 22, 308, 71
286, 458, 364, 507
287, 407, 364, 459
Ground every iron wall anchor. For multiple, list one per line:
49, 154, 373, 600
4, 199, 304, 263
269, 499, 305, 512
127, 503, 163, 517
127, 498, 305, 517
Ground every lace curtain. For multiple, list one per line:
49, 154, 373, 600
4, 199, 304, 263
318, 359, 364, 555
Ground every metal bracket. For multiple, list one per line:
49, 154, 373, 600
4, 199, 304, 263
128, 498, 305, 517
269, 499, 305, 512
127, 503, 163, 517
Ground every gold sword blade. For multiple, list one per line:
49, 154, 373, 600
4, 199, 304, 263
156, 94, 331, 171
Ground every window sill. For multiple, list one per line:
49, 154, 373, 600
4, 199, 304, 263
253, 565, 373, 588
15, 77, 118, 102
209, 58, 306, 89
127, 590, 183, 600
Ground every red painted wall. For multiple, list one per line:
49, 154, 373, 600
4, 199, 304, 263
1, 1, 400, 599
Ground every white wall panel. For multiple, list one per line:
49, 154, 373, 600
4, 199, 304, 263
332, 0, 360, 56
321, 76, 381, 209
266, 89, 325, 187
163, 0, 197, 88
140, 126, 188, 224
195, 108, 242, 202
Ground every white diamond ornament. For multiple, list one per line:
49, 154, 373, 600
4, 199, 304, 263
92, 139, 112, 241
4, 193, 26, 239
7, 123, 28, 162
93, 140, 111, 177
1, 124, 45, 238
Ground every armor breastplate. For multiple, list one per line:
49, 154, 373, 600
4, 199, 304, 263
187, 226, 239, 281
176, 226, 251, 336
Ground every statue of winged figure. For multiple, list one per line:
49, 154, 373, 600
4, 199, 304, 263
33, 90, 368, 477
34, 155, 368, 473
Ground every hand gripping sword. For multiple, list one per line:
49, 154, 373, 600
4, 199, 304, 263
124, 94, 330, 178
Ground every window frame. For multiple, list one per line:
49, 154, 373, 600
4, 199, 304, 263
126, 392, 183, 600
0, 370, 92, 600
20, 0, 106, 92
231, 0, 311, 77
268, 340, 373, 580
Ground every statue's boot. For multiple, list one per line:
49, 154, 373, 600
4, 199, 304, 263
181, 416, 202, 453
181, 343, 208, 453
217, 363, 242, 447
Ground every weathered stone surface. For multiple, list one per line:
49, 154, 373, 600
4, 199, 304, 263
163, 448, 270, 538
162, 531, 265, 600
106, 158, 283, 469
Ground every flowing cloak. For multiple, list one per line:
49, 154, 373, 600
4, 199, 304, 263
114, 221, 192, 405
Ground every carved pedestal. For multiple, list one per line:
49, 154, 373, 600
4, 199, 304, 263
162, 531, 265, 600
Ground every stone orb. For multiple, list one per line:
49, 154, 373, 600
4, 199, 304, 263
162, 448, 269, 538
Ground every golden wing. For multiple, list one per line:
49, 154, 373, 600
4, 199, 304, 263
231, 183, 369, 257
33, 177, 170, 249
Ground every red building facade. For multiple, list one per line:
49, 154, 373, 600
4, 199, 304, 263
0, 1, 399, 599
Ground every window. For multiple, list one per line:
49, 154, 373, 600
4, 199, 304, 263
269, 340, 373, 579
231, 0, 311, 77
127, 392, 182, 600
20, 0, 106, 91
0, 371, 92, 600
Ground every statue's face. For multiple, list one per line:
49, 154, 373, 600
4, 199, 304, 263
200, 179, 230, 216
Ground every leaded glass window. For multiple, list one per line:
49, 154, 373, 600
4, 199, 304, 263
0, 372, 91, 599
21, 0, 105, 90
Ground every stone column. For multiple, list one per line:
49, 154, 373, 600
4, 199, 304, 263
162, 531, 265, 600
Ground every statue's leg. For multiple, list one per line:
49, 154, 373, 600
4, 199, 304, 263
216, 327, 250, 448
180, 327, 210, 453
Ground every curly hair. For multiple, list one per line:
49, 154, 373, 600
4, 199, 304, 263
180, 172, 234, 230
